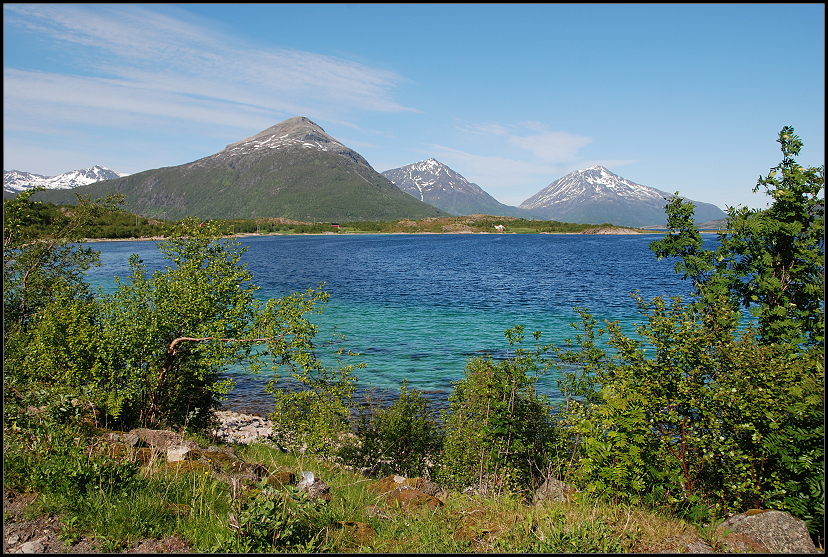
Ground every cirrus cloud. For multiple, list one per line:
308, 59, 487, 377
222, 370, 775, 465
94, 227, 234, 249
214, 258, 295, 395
3, 3, 417, 137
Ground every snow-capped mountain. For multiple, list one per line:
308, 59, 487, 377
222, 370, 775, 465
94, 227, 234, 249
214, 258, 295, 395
382, 158, 540, 218
4, 165, 129, 196
519, 165, 725, 227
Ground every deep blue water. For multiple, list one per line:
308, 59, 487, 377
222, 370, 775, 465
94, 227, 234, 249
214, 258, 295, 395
85, 233, 714, 415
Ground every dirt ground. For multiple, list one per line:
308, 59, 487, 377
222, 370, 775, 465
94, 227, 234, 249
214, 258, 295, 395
3, 490, 191, 554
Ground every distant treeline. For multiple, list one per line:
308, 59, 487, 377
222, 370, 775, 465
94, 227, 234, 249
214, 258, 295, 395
342, 217, 609, 234
9, 200, 163, 239
9, 201, 608, 239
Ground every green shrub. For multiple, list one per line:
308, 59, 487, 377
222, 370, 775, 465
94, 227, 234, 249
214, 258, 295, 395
557, 127, 823, 537
340, 379, 443, 477
561, 297, 824, 528
6, 213, 355, 431
439, 326, 559, 496
265, 298, 364, 455
223, 483, 333, 552
3, 386, 142, 504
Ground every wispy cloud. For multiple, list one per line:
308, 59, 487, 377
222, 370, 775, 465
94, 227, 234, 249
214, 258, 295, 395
459, 121, 592, 163
3, 4, 416, 138
443, 121, 638, 204
430, 144, 557, 186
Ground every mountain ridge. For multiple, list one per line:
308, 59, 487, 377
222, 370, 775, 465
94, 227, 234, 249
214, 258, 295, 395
4, 165, 128, 197
13, 122, 726, 227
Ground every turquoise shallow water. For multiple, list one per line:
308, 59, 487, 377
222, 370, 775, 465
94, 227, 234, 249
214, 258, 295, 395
85, 233, 712, 415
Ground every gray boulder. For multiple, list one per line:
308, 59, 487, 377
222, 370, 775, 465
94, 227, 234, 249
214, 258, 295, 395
533, 476, 577, 504
717, 510, 818, 553
128, 428, 191, 451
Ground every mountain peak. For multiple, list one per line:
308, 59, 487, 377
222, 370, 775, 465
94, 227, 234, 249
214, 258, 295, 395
382, 159, 540, 218
224, 116, 342, 154
30, 117, 446, 221
519, 167, 725, 227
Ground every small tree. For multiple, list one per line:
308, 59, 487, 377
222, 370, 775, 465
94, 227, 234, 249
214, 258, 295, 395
264, 292, 364, 456
650, 126, 824, 348
439, 326, 559, 496
339, 379, 443, 478
4, 189, 121, 332
5, 208, 353, 431
4, 189, 121, 412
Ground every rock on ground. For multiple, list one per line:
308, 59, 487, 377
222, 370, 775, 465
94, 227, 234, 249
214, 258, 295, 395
717, 509, 819, 553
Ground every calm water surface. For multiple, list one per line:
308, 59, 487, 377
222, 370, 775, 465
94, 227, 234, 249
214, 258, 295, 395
86, 233, 711, 415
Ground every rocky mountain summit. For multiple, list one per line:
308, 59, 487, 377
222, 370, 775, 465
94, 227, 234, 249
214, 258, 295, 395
519, 165, 726, 228
218, 116, 366, 165
382, 158, 539, 218
3, 165, 128, 197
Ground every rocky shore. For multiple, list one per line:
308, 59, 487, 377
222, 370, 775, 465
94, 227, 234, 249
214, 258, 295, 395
210, 409, 276, 445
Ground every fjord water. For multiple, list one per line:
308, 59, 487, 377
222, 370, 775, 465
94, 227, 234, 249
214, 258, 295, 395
86, 233, 709, 415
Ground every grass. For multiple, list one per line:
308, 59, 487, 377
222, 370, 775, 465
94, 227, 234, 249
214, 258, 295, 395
5, 426, 720, 553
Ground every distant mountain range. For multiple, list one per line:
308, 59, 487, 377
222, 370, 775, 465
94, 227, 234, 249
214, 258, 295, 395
519, 165, 726, 227
14, 117, 727, 227
3, 165, 128, 198
29, 117, 446, 222
381, 159, 542, 218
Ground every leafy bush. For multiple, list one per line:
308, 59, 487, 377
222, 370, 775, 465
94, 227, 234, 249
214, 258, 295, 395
439, 326, 560, 496
264, 292, 365, 455
5, 202, 360, 431
3, 385, 142, 504
560, 296, 824, 523
340, 379, 443, 477
226, 483, 332, 552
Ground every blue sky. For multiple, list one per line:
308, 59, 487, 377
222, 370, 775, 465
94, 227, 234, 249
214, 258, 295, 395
3, 3, 824, 210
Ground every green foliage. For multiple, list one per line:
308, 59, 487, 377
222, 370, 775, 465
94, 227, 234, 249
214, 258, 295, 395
650, 126, 824, 348
265, 301, 364, 455
4, 189, 122, 431
87, 218, 265, 427
561, 297, 824, 530
7, 198, 165, 240
3, 189, 120, 330
341, 217, 605, 234
561, 127, 824, 536
224, 483, 333, 552
5, 196, 358, 431
3, 385, 142, 504
439, 326, 560, 496
340, 380, 444, 478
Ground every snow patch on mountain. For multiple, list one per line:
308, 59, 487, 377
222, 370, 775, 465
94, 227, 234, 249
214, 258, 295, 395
381, 158, 538, 218
518, 165, 726, 227
4, 165, 129, 194
383, 158, 490, 199
520, 165, 666, 210
221, 116, 347, 158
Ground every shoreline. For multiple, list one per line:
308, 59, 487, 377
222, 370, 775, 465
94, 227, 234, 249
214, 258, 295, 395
81, 229, 722, 243
78, 226, 722, 243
